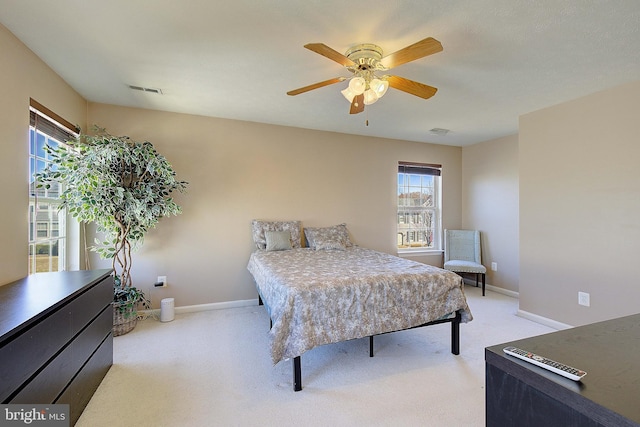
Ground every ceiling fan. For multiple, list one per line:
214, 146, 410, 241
287, 37, 443, 114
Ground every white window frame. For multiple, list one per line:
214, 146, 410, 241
28, 105, 80, 274
397, 162, 442, 254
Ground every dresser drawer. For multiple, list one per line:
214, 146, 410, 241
0, 274, 112, 402
10, 306, 112, 403
0, 305, 72, 401
57, 332, 113, 425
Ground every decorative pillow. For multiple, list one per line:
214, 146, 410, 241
304, 223, 353, 249
265, 230, 293, 251
251, 220, 302, 250
314, 235, 346, 251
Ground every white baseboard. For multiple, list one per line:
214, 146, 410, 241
141, 295, 573, 333
517, 309, 573, 330
175, 298, 258, 313
460, 277, 572, 330
141, 288, 573, 334
486, 284, 519, 298
140, 298, 258, 318
462, 278, 519, 298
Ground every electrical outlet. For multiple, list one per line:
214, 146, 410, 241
578, 291, 590, 307
157, 276, 167, 287
491, 262, 497, 271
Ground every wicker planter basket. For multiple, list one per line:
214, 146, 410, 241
113, 302, 138, 336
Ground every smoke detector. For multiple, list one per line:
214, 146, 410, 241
429, 128, 450, 136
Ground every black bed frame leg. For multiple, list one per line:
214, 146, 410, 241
369, 336, 374, 357
293, 357, 302, 391
451, 310, 461, 355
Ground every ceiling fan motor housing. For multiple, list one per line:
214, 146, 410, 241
345, 44, 386, 71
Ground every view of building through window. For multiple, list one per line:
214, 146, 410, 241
28, 108, 75, 273
397, 163, 442, 250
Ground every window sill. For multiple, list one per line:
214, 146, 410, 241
397, 248, 444, 256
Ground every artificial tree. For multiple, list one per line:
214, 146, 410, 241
37, 126, 187, 333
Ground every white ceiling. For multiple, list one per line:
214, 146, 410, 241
2, 0, 639, 146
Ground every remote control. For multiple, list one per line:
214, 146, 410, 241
503, 346, 587, 381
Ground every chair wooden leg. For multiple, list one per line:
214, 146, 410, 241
475, 273, 479, 287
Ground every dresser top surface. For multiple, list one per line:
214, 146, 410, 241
486, 312, 640, 425
0, 270, 112, 339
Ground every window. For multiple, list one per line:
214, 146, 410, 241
28, 101, 78, 274
397, 162, 442, 251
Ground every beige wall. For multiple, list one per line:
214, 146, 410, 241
462, 134, 519, 293
87, 103, 462, 307
0, 20, 461, 306
5, 18, 637, 326
0, 23, 87, 285
519, 80, 640, 326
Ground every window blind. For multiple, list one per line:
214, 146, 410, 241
29, 98, 79, 142
398, 161, 442, 176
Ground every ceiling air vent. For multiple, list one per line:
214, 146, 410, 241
128, 85, 163, 94
429, 128, 450, 136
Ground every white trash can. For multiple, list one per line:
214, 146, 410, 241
160, 298, 175, 322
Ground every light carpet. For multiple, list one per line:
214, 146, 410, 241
76, 285, 554, 427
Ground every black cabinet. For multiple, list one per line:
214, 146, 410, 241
0, 270, 113, 425
485, 313, 640, 427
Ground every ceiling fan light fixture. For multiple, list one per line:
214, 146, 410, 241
363, 88, 379, 105
369, 78, 389, 98
341, 87, 356, 102
348, 76, 366, 95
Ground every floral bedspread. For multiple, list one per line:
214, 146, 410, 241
247, 247, 473, 364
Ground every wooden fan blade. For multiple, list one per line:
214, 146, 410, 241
380, 37, 443, 69
287, 77, 346, 96
386, 75, 438, 99
304, 43, 355, 67
349, 94, 365, 114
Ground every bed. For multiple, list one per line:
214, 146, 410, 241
247, 220, 473, 391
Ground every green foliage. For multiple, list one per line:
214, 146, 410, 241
113, 275, 151, 315
35, 126, 188, 295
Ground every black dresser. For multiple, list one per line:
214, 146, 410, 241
485, 313, 640, 427
0, 270, 113, 425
